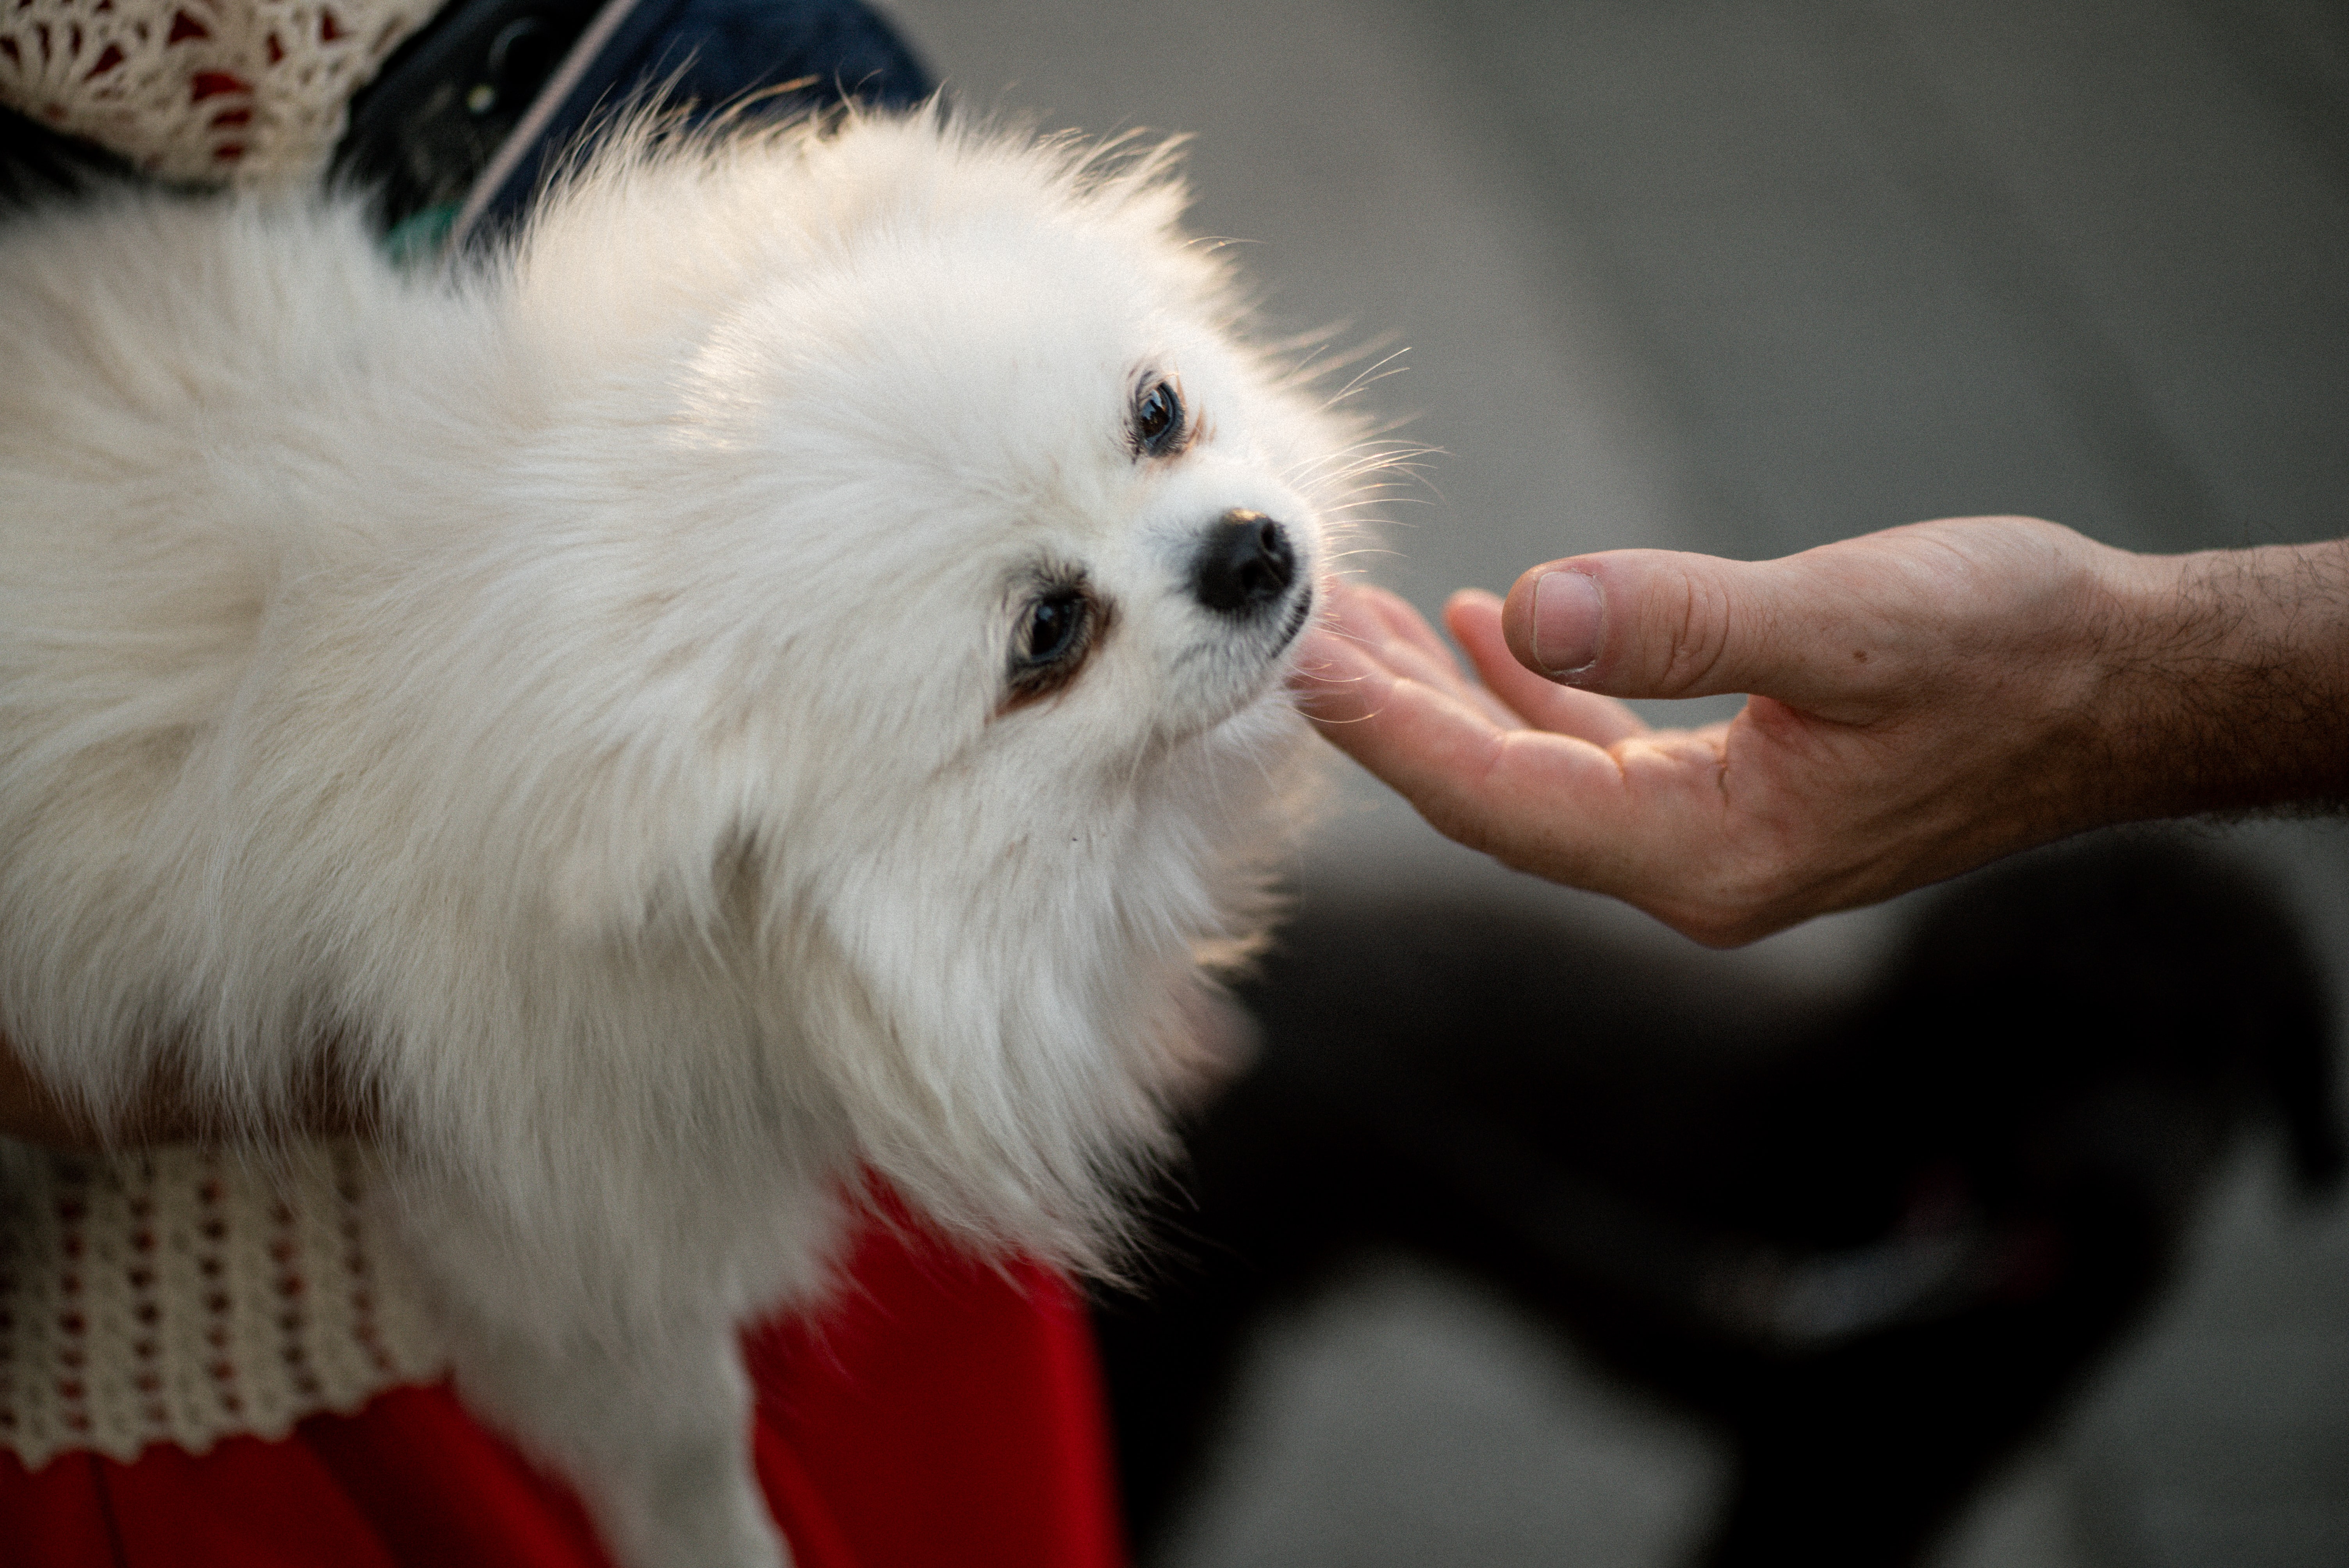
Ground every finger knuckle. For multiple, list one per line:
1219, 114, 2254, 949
1656, 571, 1736, 697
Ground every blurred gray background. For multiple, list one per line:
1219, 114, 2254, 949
879, 2, 2349, 1563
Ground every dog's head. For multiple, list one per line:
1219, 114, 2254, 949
399, 112, 1374, 1264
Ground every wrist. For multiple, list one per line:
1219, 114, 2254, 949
2089, 538, 2349, 822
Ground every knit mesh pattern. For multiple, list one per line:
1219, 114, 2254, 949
0, 1139, 447, 1468
0, 0, 440, 187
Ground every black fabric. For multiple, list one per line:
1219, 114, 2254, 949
333, 0, 611, 230
333, 0, 932, 246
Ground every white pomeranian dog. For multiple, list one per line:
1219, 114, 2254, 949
0, 108, 1365, 1566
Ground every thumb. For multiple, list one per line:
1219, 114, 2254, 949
1500, 549, 1853, 708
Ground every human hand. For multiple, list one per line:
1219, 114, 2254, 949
1294, 517, 2349, 946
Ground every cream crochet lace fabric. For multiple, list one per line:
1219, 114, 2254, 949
0, 1139, 448, 1468
0, 0, 442, 187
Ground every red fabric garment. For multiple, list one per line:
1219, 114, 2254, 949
0, 1208, 1126, 1568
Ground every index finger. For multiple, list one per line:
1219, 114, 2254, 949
1298, 630, 1648, 873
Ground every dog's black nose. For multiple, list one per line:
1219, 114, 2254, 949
1192, 510, 1296, 615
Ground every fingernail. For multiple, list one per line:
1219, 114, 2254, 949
1531, 570, 1603, 677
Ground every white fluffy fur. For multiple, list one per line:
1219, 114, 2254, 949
0, 108, 1362, 1566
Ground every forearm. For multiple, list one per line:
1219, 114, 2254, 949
2096, 538, 2349, 823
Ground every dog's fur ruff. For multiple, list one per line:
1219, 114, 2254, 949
0, 107, 1362, 1566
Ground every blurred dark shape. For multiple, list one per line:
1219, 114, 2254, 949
1097, 832, 2341, 1566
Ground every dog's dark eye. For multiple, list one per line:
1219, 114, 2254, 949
1002, 586, 1102, 713
1132, 380, 1185, 457
1021, 590, 1088, 666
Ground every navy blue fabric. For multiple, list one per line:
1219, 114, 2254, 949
466, 0, 932, 244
